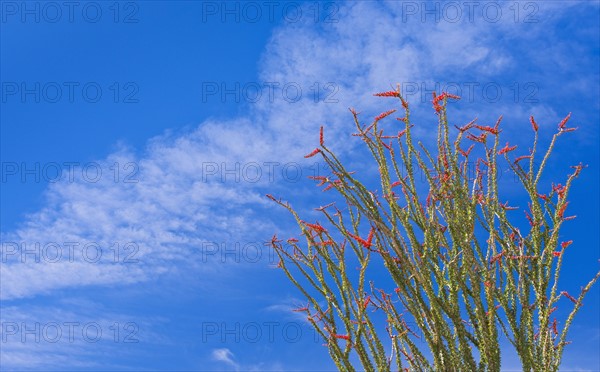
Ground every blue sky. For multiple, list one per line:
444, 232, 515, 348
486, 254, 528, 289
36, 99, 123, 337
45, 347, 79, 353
1, 1, 599, 370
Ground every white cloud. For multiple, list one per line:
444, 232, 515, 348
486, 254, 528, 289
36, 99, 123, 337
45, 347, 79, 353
212, 348, 240, 371
2, 1, 598, 370
0, 1, 580, 301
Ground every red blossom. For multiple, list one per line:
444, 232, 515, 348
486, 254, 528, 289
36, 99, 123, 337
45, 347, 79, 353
476, 192, 486, 205
293, 305, 309, 312
373, 90, 400, 97
375, 109, 397, 121
552, 251, 561, 257
561, 240, 573, 249
490, 251, 505, 265
400, 96, 409, 110
498, 142, 517, 155
514, 155, 532, 163
458, 144, 475, 157
552, 183, 566, 199
558, 112, 571, 130
319, 126, 324, 146
323, 179, 342, 192
432, 92, 441, 112
304, 148, 321, 158
308, 176, 328, 187
366, 227, 375, 246
561, 291, 578, 304
362, 295, 371, 310
287, 238, 299, 243
319, 240, 335, 247
492, 116, 504, 131
455, 118, 477, 132
390, 181, 402, 188
347, 231, 373, 248
529, 116, 539, 131
433, 92, 461, 106
557, 202, 569, 219
271, 234, 282, 245
571, 163, 585, 176
467, 133, 487, 143
304, 222, 327, 233
333, 334, 351, 341
474, 124, 499, 135
525, 211, 534, 226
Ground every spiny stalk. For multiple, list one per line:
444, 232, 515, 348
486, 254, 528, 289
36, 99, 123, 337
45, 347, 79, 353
268, 88, 599, 371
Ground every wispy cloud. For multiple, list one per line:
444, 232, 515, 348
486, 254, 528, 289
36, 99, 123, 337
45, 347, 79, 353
212, 348, 240, 371
3, 1, 576, 300
1, 2, 598, 369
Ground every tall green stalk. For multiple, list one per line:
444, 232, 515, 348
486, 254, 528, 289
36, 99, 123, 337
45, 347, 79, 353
268, 88, 600, 371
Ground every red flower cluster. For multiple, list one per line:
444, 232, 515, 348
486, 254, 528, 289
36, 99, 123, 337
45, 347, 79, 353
320, 126, 324, 146
303, 221, 327, 233
467, 133, 487, 143
458, 144, 475, 158
293, 305, 309, 312
432, 92, 461, 112
552, 183, 566, 199
530, 116, 539, 131
514, 155, 531, 163
557, 202, 569, 219
347, 227, 375, 248
561, 240, 573, 249
373, 90, 400, 97
474, 123, 500, 135
561, 291, 578, 304
333, 334, 351, 341
304, 148, 321, 158
498, 142, 517, 155
558, 112, 571, 130
374, 109, 397, 121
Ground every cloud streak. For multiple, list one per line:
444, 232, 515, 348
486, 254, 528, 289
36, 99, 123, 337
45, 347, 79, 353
1, 0, 595, 301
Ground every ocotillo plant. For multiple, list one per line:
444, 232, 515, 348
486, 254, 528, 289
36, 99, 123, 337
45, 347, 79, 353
267, 88, 600, 371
